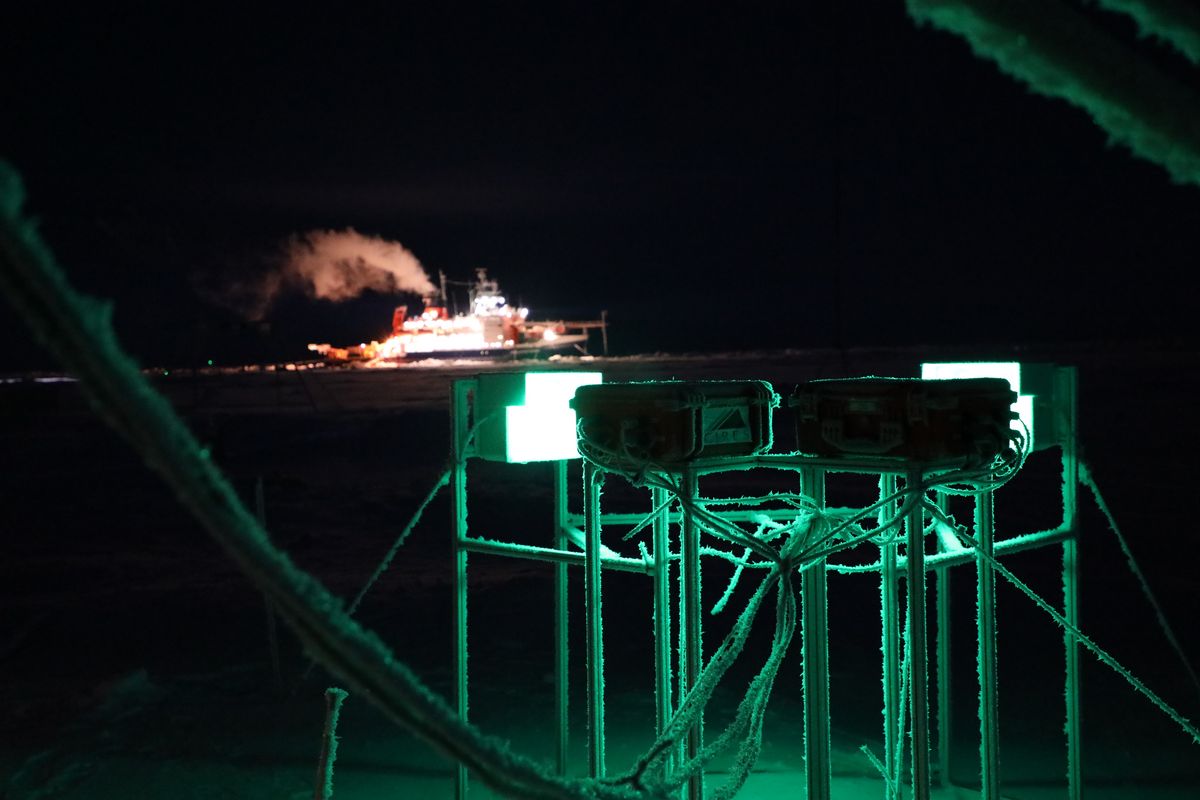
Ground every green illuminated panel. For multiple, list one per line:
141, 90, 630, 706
477, 371, 603, 463
920, 362, 1033, 450
921, 361, 1021, 392
524, 372, 603, 409
505, 405, 582, 462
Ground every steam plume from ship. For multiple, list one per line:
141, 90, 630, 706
198, 228, 437, 321
283, 228, 436, 302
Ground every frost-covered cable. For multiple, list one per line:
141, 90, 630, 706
801, 490, 925, 565
347, 466, 451, 617
699, 546, 773, 570
1091, 0, 1200, 65
701, 491, 818, 510
614, 568, 797, 799
705, 518, 797, 611
1079, 461, 1200, 709
859, 744, 899, 799
293, 466, 453, 683
906, 0, 1200, 185
677, 572, 797, 800
609, 567, 783, 792
711, 544, 754, 615
0, 162, 655, 800
621, 495, 675, 542
314, 686, 350, 800
658, 486, 781, 563
954, 527, 1200, 746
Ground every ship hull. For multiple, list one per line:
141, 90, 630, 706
385, 333, 590, 362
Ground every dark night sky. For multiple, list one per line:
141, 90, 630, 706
4, 3, 1200, 368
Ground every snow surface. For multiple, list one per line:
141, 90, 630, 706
4, 347, 1199, 798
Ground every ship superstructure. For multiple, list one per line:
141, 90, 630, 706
308, 269, 606, 363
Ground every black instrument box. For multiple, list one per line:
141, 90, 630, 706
789, 377, 1016, 463
571, 380, 777, 469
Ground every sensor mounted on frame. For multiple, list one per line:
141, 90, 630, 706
571, 380, 779, 471
790, 377, 1018, 464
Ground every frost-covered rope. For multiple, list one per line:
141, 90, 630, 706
711, 543, 754, 615
609, 566, 782, 792
1079, 460, 1200, 709
686, 572, 797, 800
620, 495, 674, 542
608, 563, 799, 800
0, 161, 656, 800
953, 527, 1200, 746
298, 465, 450, 682
1093, 0, 1200, 65
906, 0, 1200, 186
314, 686, 350, 800
859, 745, 896, 798
347, 466, 451, 617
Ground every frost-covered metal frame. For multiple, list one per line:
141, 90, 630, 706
448, 368, 1080, 800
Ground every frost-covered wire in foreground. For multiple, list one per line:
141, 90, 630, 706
0, 162, 655, 800
0, 160, 823, 800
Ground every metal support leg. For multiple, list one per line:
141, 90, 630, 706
906, 469, 931, 800
935, 565, 951, 791
681, 469, 704, 800
881, 475, 903, 799
802, 467, 831, 800
976, 490, 1000, 799
652, 486, 674, 748
452, 533, 468, 799
584, 462, 606, 778
935, 490, 952, 791
554, 460, 570, 777
451, 380, 472, 800
1064, 537, 1082, 800
1059, 366, 1083, 800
